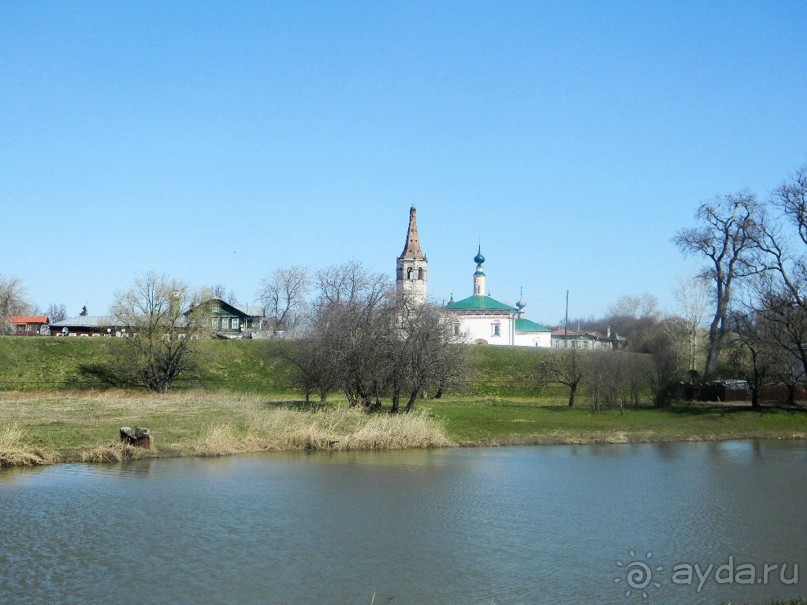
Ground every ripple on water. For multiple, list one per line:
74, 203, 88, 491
1, 440, 805, 605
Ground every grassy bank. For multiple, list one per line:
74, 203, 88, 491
431, 396, 807, 445
2, 391, 807, 467
0, 391, 452, 466
0, 337, 297, 393
0, 336, 555, 396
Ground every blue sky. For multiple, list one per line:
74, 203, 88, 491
2, 1, 806, 325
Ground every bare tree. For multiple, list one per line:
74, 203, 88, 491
583, 351, 649, 413
535, 348, 586, 407
753, 279, 807, 383
673, 271, 710, 372
257, 265, 311, 337
640, 317, 687, 406
729, 309, 776, 407
607, 293, 661, 321
204, 284, 239, 306
281, 263, 392, 404
743, 166, 807, 380
112, 272, 212, 393
389, 298, 466, 413
774, 165, 807, 245
46, 303, 67, 323
315, 260, 388, 307
281, 264, 465, 412
673, 193, 763, 379
0, 274, 30, 334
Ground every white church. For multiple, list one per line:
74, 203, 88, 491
395, 206, 551, 348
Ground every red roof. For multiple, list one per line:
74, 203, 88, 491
11, 316, 49, 325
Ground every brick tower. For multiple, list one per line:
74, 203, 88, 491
396, 206, 428, 305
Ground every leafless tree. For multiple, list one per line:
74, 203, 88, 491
673, 271, 710, 372
257, 265, 311, 337
0, 274, 30, 334
282, 264, 465, 412
315, 260, 388, 307
673, 193, 763, 379
280, 263, 392, 404
535, 348, 586, 407
774, 165, 807, 245
583, 351, 650, 413
607, 293, 661, 321
204, 284, 239, 306
389, 298, 466, 413
649, 317, 688, 406
111, 272, 212, 393
728, 308, 777, 407
46, 303, 67, 323
741, 166, 807, 381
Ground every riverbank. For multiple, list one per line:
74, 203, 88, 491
2, 391, 807, 467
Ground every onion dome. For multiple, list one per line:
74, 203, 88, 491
516, 287, 526, 310
474, 245, 485, 266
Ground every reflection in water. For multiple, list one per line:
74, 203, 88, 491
1, 440, 805, 605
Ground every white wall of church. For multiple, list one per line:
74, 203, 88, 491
513, 331, 551, 348
456, 314, 514, 345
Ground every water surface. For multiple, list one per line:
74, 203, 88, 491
1, 441, 805, 604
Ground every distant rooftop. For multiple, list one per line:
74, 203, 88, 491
50, 316, 116, 329
11, 315, 49, 325
446, 294, 517, 312
515, 318, 551, 333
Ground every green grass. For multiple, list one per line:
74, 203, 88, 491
426, 395, 807, 445
2, 390, 806, 466
0, 391, 453, 465
2, 336, 807, 466
0, 336, 564, 395
0, 336, 296, 393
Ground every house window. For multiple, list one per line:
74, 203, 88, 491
232, 318, 239, 331
221, 317, 230, 330
212, 318, 219, 329
491, 322, 501, 337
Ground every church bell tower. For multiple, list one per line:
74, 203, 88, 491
396, 206, 428, 305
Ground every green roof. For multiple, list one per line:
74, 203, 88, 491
446, 295, 517, 312
515, 318, 551, 332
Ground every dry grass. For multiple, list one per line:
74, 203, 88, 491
0, 423, 54, 467
0, 391, 454, 465
79, 443, 155, 463
188, 406, 454, 456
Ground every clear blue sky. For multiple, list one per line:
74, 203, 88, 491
2, 1, 806, 325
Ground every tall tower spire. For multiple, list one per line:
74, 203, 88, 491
396, 206, 428, 305
400, 205, 425, 260
473, 245, 486, 296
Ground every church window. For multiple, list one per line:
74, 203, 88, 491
418, 267, 424, 280
453, 324, 459, 336
491, 322, 501, 337
407, 267, 413, 280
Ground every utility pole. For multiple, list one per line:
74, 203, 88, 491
564, 289, 569, 349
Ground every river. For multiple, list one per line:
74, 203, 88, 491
1, 440, 805, 604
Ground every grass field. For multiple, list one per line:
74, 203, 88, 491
430, 396, 807, 445
0, 336, 553, 395
2, 390, 806, 467
2, 336, 807, 467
